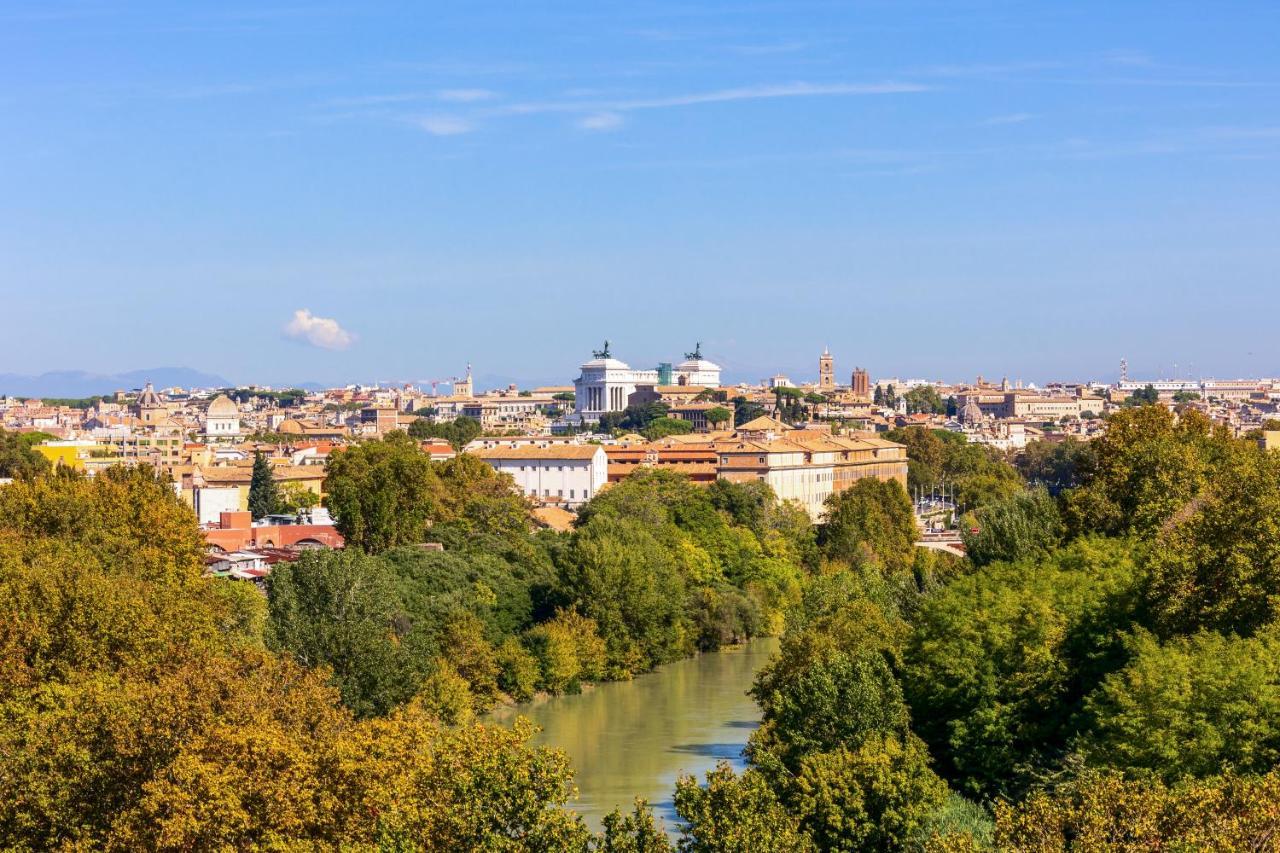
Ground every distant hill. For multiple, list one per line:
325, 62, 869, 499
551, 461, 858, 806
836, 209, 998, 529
0, 367, 233, 398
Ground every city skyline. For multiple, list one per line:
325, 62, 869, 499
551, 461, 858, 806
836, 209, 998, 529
4, 1, 1280, 383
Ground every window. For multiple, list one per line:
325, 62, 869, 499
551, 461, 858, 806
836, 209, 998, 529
570, 489, 575, 499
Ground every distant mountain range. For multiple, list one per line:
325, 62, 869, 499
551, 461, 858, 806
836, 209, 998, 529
0, 368, 233, 399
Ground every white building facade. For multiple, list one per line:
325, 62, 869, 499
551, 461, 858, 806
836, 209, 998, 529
573, 343, 722, 423
474, 445, 608, 507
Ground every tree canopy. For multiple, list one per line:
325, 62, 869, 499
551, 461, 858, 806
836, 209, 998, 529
0, 428, 51, 479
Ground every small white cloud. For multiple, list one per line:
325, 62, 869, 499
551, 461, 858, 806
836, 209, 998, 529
418, 115, 474, 136
437, 88, 497, 102
577, 111, 624, 131
284, 309, 355, 350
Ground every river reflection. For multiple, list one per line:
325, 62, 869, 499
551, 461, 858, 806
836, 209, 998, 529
488, 636, 780, 833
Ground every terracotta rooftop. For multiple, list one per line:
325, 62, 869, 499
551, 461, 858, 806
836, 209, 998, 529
474, 445, 604, 461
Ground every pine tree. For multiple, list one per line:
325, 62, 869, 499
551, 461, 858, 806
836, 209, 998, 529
249, 451, 280, 519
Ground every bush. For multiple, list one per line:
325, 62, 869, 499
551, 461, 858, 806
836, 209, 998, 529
496, 637, 540, 703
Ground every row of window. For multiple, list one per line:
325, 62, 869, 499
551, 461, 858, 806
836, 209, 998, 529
541, 488, 588, 499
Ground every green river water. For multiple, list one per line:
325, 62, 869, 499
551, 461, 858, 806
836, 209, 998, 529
488, 636, 780, 833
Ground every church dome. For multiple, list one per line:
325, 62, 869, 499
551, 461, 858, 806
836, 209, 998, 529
207, 394, 238, 418
136, 382, 164, 408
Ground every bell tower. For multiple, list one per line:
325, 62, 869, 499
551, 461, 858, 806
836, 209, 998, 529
455, 364, 474, 398
818, 347, 835, 390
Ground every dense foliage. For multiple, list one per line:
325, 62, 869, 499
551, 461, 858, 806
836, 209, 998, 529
0, 468, 595, 850
0, 428, 51, 479
10, 400, 1280, 850
280, 455, 814, 722
687, 405, 1280, 849
407, 415, 483, 449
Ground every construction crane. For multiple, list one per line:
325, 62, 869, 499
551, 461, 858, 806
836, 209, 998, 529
418, 376, 464, 396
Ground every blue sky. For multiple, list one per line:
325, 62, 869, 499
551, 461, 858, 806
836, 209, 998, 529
3, 1, 1279, 388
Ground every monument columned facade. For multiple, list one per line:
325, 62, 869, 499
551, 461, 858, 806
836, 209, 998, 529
573, 342, 722, 424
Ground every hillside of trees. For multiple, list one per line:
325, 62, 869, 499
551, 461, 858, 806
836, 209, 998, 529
4, 407, 1280, 849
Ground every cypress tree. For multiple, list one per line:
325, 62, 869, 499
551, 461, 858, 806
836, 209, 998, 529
249, 451, 280, 519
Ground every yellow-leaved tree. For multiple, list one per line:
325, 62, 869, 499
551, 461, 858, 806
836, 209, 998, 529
0, 466, 591, 851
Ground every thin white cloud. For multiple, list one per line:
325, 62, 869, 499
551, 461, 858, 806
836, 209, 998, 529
284, 309, 356, 350
497, 81, 928, 117
979, 112, 1035, 126
578, 112, 624, 131
418, 115, 474, 136
437, 88, 497, 102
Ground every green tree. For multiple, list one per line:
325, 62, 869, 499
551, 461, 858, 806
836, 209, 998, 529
526, 608, 608, 693
884, 426, 946, 493
750, 632, 909, 772
902, 537, 1144, 799
1125, 384, 1161, 406
436, 610, 500, 710
642, 417, 695, 440
904, 385, 946, 415
732, 396, 767, 427
323, 432, 442, 553
938, 441, 1024, 510
961, 488, 1063, 568
600, 801, 674, 852
773, 386, 807, 422
407, 415, 483, 450
381, 546, 543, 647
265, 548, 415, 717
496, 637, 540, 702
673, 764, 815, 853
0, 465, 602, 852
1078, 627, 1280, 782
1014, 437, 1096, 492
1061, 406, 1219, 538
0, 428, 52, 479
565, 517, 689, 673
248, 450, 280, 519
276, 481, 319, 514
790, 734, 949, 852
705, 406, 732, 430
995, 769, 1280, 852
819, 478, 918, 577
1143, 439, 1280, 637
